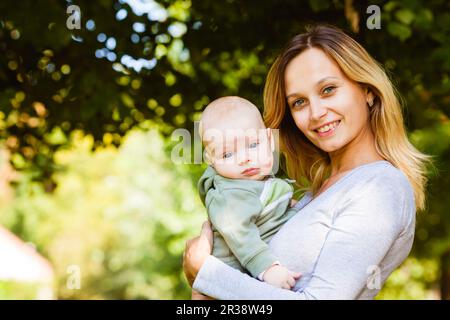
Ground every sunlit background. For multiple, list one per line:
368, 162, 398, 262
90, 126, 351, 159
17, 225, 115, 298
0, 0, 449, 299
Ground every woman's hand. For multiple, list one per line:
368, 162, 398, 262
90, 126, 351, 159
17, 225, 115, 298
183, 220, 213, 286
191, 289, 215, 300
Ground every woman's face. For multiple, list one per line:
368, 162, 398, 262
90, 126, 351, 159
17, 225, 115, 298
284, 47, 373, 154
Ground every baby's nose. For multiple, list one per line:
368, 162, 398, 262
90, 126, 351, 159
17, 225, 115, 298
239, 158, 250, 165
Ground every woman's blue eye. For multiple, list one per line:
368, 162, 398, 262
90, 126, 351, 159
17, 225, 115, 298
249, 142, 259, 148
323, 86, 335, 94
223, 152, 233, 159
293, 98, 305, 108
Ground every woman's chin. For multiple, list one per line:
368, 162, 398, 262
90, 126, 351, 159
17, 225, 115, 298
316, 141, 344, 153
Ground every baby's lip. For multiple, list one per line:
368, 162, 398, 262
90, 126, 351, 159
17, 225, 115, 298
241, 167, 260, 175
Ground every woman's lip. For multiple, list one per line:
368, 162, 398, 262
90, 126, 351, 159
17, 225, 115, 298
315, 120, 341, 138
241, 168, 260, 176
313, 120, 341, 131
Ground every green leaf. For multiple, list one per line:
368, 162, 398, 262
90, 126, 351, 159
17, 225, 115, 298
415, 9, 434, 28
44, 127, 67, 145
387, 21, 412, 41
308, 0, 330, 12
384, 1, 400, 12
395, 9, 415, 25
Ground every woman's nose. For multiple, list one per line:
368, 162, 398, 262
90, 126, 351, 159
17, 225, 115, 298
310, 100, 328, 121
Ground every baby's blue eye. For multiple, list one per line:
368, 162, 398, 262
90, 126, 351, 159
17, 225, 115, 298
249, 142, 259, 148
323, 86, 335, 94
222, 152, 233, 159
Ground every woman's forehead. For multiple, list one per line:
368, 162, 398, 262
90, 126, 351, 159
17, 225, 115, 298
284, 48, 343, 93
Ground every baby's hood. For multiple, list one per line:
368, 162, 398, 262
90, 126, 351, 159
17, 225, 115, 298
197, 165, 218, 205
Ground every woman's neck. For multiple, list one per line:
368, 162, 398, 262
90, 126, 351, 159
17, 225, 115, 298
328, 125, 384, 176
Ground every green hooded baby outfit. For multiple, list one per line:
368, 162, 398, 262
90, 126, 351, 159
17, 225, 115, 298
198, 166, 299, 278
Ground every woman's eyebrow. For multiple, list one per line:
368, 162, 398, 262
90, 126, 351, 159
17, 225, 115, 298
286, 76, 339, 99
316, 76, 339, 87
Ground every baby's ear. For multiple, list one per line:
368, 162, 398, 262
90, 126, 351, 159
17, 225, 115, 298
203, 149, 214, 167
267, 128, 275, 152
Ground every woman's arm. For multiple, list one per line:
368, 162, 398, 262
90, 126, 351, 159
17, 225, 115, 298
186, 184, 412, 299
183, 221, 216, 300
183, 221, 213, 287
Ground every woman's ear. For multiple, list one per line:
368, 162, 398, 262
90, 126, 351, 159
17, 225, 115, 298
365, 87, 375, 107
267, 128, 275, 152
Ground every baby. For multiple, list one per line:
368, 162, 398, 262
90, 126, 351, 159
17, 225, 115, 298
197, 96, 301, 290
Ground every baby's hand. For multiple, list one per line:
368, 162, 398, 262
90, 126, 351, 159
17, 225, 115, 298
262, 265, 301, 289
290, 199, 298, 207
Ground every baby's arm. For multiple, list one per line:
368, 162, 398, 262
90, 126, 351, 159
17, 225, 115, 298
208, 188, 280, 278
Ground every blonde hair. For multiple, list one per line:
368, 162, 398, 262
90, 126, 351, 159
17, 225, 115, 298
263, 25, 430, 210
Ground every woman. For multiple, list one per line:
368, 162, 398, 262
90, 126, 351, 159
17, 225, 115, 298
183, 25, 430, 299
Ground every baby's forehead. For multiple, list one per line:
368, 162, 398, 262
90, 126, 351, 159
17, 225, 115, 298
202, 110, 265, 138
200, 97, 266, 151
204, 127, 266, 151
206, 127, 263, 140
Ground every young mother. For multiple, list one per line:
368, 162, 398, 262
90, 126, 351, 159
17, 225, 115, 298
183, 25, 429, 299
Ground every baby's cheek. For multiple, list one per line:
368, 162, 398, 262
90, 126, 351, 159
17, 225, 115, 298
261, 156, 273, 172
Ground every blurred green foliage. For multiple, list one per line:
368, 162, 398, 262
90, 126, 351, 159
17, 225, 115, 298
0, 126, 205, 299
377, 257, 440, 299
0, 281, 45, 300
0, 0, 449, 299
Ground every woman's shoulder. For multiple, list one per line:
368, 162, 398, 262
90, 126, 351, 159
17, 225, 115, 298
338, 160, 416, 228
301, 161, 414, 207
349, 160, 413, 196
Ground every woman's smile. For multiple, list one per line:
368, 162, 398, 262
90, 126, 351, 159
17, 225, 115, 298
314, 120, 341, 138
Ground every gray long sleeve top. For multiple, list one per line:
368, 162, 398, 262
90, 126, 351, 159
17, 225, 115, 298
193, 160, 416, 299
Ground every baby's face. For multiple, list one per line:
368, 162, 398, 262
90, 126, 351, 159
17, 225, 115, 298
205, 127, 274, 181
